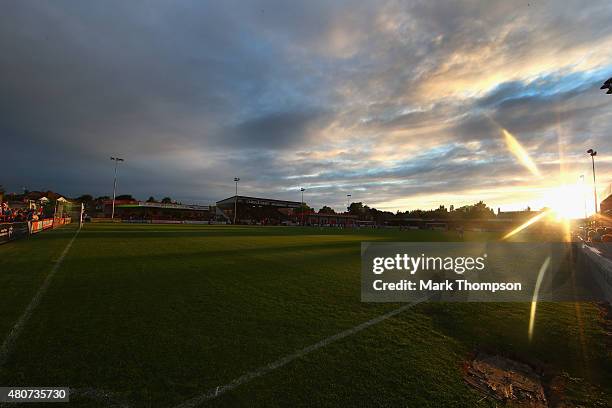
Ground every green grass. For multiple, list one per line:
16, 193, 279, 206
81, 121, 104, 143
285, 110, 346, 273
0, 224, 610, 407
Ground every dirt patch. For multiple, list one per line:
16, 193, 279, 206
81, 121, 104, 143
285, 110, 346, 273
464, 352, 548, 407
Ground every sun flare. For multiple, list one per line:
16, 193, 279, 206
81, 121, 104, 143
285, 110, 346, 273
503, 129, 541, 177
545, 183, 587, 220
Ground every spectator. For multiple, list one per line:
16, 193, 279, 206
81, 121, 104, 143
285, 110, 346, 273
457, 226, 464, 240
0, 202, 11, 222
1, 202, 7, 219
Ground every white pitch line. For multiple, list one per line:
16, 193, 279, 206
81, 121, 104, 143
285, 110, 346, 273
0, 227, 80, 367
173, 297, 427, 408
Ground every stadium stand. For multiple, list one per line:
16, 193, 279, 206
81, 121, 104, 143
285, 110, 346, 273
216, 196, 301, 225
100, 199, 220, 222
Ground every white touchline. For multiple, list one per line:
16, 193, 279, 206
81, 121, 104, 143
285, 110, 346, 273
0, 227, 81, 368
173, 297, 427, 408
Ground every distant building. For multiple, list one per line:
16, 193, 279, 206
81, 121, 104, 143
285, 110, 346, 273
24, 190, 67, 202
216, 196, 301, 225
5, 190, 68, 209
303, 212, 358, 227
496, 209, 542, 221
600, 194, 612, 214
101, 199, 215, 221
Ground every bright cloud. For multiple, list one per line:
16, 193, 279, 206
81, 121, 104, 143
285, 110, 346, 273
1, 0, 611, 211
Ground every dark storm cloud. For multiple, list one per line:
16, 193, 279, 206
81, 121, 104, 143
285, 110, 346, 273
2, 0, 612, 211
222, 109, 331, 149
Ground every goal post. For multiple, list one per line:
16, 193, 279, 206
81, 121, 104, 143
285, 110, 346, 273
52, 200, 84, 229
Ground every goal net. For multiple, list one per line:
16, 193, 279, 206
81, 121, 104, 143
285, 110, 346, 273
52, 200, 84, 229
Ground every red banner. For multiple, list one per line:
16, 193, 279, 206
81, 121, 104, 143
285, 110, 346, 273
30, 221, 44, 234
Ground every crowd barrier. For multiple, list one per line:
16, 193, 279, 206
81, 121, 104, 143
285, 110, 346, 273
579, 243, 612, 303
30, 220, 44, 234
0, 222, 30, 244
92, 218, 228, 225
90, 217, 122, 223
53, 217, 71, 226
0, 217, 73, 245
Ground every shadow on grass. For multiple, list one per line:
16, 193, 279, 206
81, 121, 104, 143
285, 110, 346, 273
415, 301, 612, 400
40, 223, 495, 241
66, 238, 363, 262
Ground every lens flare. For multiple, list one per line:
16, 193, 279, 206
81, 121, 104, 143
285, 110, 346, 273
528, 256, 551, 342
546, 183, 587, 220
502, 210, 551, 240
503, 129, 541, 177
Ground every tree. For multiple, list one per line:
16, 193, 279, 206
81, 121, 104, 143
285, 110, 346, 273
115, 194, 134, 201
41, 200, 56, 218
298, 203, 313, 213
318, 206, 335, 214
453, 201, 495, 219
76, 194, 93, 203
146, 196, 157, 203
95, 196, 110, 201
348, 202, 364, 215
431, 205, 449, 219
161, 197, 173, 204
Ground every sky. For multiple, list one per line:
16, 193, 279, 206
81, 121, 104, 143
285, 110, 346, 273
1, 0, 612, 213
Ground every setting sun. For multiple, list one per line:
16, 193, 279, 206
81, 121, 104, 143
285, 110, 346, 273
545, 183, 587, 220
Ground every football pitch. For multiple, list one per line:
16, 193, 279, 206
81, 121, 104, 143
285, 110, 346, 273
0, 223, 610, 407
